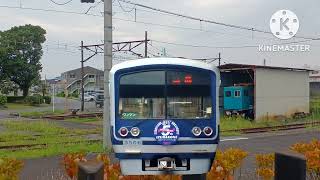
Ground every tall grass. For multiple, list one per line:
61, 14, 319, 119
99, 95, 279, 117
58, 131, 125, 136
221, 97, 320, 133
0, 120, 104, 159
0, 120, 68, 134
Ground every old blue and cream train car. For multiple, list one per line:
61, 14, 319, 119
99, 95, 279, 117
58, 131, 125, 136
110, 58, 220, 175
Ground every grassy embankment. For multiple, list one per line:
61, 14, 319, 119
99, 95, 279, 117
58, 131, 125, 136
0, 120, 103, 159
5, 103, 34, 110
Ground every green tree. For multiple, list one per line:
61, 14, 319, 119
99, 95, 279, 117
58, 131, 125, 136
0, 24, 46, 97
0, 79, 18, 95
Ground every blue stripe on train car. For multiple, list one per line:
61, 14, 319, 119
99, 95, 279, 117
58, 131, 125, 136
115, 152, 216, 159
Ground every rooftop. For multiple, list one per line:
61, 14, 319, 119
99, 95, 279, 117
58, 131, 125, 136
219, 63, 312, 72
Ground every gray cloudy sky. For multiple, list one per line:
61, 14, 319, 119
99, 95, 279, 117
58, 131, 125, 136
0, 0, 319, 78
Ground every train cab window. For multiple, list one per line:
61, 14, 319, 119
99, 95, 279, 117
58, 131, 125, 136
167, 70, 212, 119
119, 71, 165, 119
234, 90, 241, 97
225, 91, 231, 97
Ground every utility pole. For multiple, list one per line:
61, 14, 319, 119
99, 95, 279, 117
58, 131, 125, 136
52, 83, 55, 112
103, 0, 113, 149
81, 41, 85, 112
218, 52, 221, 66
145, 31, 148, 58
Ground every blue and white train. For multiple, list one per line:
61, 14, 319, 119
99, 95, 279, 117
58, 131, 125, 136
110, 58, 220, 175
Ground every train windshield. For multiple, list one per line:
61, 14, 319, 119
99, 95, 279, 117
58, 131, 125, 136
119, 70, 212, 119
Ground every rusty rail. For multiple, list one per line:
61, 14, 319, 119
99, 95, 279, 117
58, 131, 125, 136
222, 121, 320, 134
44, 113, 103, 120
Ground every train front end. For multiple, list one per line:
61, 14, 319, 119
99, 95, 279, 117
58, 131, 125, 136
110, 58, 220, 175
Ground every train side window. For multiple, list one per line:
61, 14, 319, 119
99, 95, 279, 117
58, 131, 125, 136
234, 90, 241, 97
225, 91, 231, 97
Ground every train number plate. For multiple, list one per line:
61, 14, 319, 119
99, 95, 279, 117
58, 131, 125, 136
123, 139, 143, 146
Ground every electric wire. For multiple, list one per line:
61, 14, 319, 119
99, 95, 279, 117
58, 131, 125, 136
48, 0, 73, 6
85, 0, 103, 14
0, 4, 313, 42
152, 38, 320, 49
117, 0, 318, 40
117, 0, 135, 13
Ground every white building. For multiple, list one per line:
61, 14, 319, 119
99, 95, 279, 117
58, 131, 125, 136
219, 63, 310, 120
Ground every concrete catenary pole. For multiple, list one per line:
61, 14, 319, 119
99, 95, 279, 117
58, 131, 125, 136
103, 0, 113, 149
52, 83, 55, 112
81, 41, 85, 112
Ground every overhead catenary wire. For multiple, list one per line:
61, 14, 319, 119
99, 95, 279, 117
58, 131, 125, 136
117, 0, 318, 40
152, 38, 320, 49
85, 0, 103, 14
0, 4, 316, 43
117, 0, 135, 13
1, 3, 320, 54
48, 0, 73, 6
0, 5, 103, 17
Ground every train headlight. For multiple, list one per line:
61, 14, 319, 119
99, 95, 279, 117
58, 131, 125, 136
192, 127, 202, 137
130, 127, 140, 137
203, 126, 213, 136
119, 127, 129, 137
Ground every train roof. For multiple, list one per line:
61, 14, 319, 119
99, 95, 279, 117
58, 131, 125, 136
110, 58, 219, 74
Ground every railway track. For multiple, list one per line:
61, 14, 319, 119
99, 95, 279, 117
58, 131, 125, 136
0, 139, 102, 151
222, 121, 320, 134
1, 121, 319, 150
43, 113, 103, 120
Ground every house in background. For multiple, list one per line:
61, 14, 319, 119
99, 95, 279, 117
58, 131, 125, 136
61, 66, 104, 95
310, 70, 320, 97
44, 77, 64, 95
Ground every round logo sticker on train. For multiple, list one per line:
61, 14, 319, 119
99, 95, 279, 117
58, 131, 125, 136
154, 120, 180, 145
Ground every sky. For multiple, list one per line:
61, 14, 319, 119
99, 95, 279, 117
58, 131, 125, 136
0, 0, 319, 79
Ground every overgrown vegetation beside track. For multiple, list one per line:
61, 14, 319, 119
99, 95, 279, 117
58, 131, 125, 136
0, 120, 103, 159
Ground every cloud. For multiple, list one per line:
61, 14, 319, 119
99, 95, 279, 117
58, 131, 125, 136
184, 0, 242, 8
2, 0, 320, 79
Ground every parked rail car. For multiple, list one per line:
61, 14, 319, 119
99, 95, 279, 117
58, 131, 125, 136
110, 58, 220, 175
223, 85, 254, 118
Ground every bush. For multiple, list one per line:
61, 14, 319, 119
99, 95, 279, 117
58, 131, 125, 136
6, 96, 25, 103
70, 92, 79, 98
0, 95, 7, 106
24, 95, 43, 106
64, 149, 248, 180
43, 96, 51, 104
57, 92, 65, 97
0, 158, 24, 180
291, 139, 320, 178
